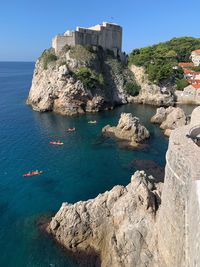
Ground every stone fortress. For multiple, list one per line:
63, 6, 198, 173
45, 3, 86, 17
52, 22, 126, 61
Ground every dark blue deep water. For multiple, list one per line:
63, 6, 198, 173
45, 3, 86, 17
0, 62, 195, 267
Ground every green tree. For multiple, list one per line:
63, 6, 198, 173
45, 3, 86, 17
176, 78, 189, 90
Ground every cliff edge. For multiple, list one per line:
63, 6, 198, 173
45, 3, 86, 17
27, 46, 138, 116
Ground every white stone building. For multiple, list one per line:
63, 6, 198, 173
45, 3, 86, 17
191, 50, 200, 66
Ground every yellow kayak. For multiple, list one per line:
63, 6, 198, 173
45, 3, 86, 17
88, 120, 97, 124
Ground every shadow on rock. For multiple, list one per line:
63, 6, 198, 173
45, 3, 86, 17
37, 215, 101, 267
130, 159, 165, 182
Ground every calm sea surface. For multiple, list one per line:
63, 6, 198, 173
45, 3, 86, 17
0, 62, 195, 267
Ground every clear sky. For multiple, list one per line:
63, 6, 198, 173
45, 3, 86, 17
0, 0, 200, 61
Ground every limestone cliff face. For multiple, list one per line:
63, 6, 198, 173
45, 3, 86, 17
47, 171, 162, 267
27, 46, 135, 116
129, 65, 174, 106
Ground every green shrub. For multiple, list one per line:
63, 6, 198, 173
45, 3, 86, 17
176, 78, 189, 90
40, 49, 57, 69
125, 82, 140, 96
129, 37, 200, 84
83, 45, 94, 53
189, 66, 200, 71
70, 45, 95, 62
61, 44, 70, 53
75, 67, 96, 88
97, 73, 106, 86
106, 49, 115, 57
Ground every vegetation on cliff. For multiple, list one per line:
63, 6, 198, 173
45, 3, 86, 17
129, 37, 200, 85
39, 45, 140, 96
39, 48, 57, 69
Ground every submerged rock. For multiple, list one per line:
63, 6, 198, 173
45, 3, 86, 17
151, 106, 187, 136
102, 113, 150, 147
47, 171, 162, 267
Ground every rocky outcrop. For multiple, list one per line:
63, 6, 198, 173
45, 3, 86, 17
47, 171, 162, 267
129, 65, 174, 106
102, 113, 150, 146
45, 107, 200, 267
175, 85, 200, 105
151, 106, 187, 136
27, 46, 135, 116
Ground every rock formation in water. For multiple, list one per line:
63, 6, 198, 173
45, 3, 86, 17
151, 106, 187, 136
129, 65, 175, 106
27, 46, 137, 116
102, 113, 150, 147
47, 171, 162, 267
46, 106, 200, 267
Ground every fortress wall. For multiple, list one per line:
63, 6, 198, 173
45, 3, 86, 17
75, 31, 98, 47
157, 123, 200, 267
52, 23, 122, 55
188, 180, 200, 267
99, 27, 122, 51
52, 35, 75, 54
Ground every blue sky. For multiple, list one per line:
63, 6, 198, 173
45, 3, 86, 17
0, 0, 200, 61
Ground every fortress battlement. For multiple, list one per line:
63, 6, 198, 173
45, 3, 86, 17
52, 22, 123, 55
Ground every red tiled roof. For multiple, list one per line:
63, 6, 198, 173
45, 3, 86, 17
188, 79, 200, 84
183, 69, 200, 75
184, 69, 194, 74
178, 62, 194, 68
192, 49, 200, 54
192, 84, 200, 89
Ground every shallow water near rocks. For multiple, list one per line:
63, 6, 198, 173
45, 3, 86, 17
0, 62, 195, 267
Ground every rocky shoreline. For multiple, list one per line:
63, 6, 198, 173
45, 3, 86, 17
40, 106, 200, 267
46, 171, 162, 267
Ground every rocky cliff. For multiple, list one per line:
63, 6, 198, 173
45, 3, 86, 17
47, 171, 162, 267
129, 65, 175, 106
46, 106, 200, 267
27, 46, 137, 116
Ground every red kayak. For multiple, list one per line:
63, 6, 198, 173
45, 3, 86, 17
23, 171, 43, 177
49, 141, 64, 145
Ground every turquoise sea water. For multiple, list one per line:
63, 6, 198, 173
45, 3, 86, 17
0, 62, 195, 267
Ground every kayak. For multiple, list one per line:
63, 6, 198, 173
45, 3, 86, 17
66, 128, 76, 132
88, 120, 97, 124
23, 171, 43, 177
49, 141, 64, 145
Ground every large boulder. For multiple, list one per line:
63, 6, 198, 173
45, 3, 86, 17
102, 113, 150, 146
150, 106, 174, 124
47, 171, 162, 267
151, 107, 187, 136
